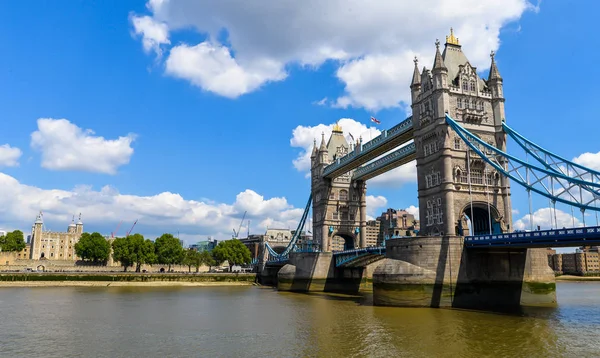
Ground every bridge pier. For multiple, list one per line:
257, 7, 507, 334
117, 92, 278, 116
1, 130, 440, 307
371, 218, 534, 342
373, 236, 556, 311
277, 252, 373, 293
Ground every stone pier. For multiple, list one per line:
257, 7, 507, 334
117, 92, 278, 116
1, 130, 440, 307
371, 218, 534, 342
278, 252, 373, 293
373, 236, 556, 311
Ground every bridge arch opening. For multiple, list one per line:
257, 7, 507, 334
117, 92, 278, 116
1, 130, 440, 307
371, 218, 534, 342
461, 202, 502, 236
271, 246, 287, 255
333, 233, 355, 251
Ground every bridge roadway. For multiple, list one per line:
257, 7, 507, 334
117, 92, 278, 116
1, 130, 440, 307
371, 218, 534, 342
266, 225, 600, 267
465, 225, 600, 248
323, 116, 414, 179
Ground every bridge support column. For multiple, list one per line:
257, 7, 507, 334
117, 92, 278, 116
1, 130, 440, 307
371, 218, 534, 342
359, 180, 367, 248
373, 236, 556, 312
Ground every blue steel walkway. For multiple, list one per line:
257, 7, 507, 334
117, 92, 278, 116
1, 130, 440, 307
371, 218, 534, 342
465, 226, 600, 248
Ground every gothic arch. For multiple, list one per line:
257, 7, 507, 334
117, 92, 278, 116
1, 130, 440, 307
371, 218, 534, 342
459, 201, 503, 236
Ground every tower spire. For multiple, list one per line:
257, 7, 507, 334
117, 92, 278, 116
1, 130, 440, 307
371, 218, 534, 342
319, 132, 327, 151
311, 138, 318, 158
432, 39, 447, 71
411, 56, 421, 87
488, 50, 502, 81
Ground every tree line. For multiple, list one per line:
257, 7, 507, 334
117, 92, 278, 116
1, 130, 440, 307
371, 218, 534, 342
0, 230, 26, 252
75, 232, 252, 272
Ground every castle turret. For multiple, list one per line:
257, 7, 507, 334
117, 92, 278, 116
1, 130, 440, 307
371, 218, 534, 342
68, 215, 77, 234
488, 51, 505, 126
410, 57, 421, 103
432, 39, 448, 92
76, 213, 83, 234
31, 212, 44, 259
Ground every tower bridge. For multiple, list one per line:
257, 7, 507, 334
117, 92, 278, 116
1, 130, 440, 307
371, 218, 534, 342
257, 29, 600, 311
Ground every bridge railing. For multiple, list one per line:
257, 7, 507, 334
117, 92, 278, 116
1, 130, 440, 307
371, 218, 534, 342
323, 116, 413, 177
465, 225, 600, 243
353, 142, 416, 179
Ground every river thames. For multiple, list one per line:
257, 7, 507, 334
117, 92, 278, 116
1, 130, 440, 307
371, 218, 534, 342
0, 282, 598, 357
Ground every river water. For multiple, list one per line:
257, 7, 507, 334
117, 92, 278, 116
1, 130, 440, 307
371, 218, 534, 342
0, 282, 598, 357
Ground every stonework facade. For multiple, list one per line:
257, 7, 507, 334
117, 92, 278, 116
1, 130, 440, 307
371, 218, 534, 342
28, 212, 83, 260
548, 247, 600, 275
411, 30, 512, 237
311, 124, 367, 251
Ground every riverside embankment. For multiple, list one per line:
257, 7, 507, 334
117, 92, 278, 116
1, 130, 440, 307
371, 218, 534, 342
0, 272, 257, 287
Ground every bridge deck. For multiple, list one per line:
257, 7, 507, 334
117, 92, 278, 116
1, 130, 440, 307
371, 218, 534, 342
323, 117, 413, 179
465, 226, 600, 248
353, 143, 416, 181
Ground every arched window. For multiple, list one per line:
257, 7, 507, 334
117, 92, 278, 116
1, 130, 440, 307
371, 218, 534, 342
469, 81, 476, 92
457, 98, 463, 108
462, 80, 468, 91
454, 137, 461, 150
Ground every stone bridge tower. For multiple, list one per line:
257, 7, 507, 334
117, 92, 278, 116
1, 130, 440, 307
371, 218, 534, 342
412, 29, 512, 237
311, 124, 367, 251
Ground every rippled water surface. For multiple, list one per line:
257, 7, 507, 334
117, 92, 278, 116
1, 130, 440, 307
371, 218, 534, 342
0, 282, 598, 357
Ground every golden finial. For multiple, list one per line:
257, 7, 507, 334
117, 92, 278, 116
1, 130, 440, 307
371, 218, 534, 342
332, 122, 343, 133
446, 28, 459, 46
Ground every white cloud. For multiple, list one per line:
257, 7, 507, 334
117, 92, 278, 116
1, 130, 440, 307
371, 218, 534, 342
369, 161, 417, 188
130, 15, 170, 57
366, 195, 388, 220
0, 172, 305, 245
0, 144, 22, 167
30, 118, 135, 175
405, 205, 419, 220
514, 207, 582, 231
573, 151, 600, 171
165, 42, 287, 98
133, 0, 533, 108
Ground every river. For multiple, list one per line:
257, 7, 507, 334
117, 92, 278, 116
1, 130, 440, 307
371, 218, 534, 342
0, 282, 598, 357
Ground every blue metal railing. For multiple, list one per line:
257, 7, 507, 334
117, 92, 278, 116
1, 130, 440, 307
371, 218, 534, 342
353, 142, 416, 180
322, 116, 413, 177
465, 226, 600, 248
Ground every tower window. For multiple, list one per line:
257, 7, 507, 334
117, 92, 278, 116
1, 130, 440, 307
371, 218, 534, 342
329, 191, 335, 200
332, 212, 339, 220
454, 138, 461, 150
469, 81, 476, 92
339, 190, 348, 201
462, 80, 468, 91
457, 98, 463, 108
478, 101, 484, 111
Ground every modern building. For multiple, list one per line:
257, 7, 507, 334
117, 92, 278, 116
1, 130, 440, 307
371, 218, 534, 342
377, 208, 420, 243
22, 212, 83, 260
547, 246, 600, 275
365, 220, 381, 247
189, 237, 218, 252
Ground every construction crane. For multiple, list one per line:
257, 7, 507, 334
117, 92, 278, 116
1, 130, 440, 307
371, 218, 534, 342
126, 219, 138, 237
111, 220, 123, 238
232, 211, 247, 238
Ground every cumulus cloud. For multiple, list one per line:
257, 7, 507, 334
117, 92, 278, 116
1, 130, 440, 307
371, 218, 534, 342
0, 144, 22, 167
165, 42, 286, 98
405, 205, 419, 220
366, 195, 388, 220
132, 0, 534, 109
573, 151, 600, 171
30, 118, 136, 175
290, 117, 417, 186
130, 14, 170, 57
513, 207, 583, 231
0, 172, 306, 245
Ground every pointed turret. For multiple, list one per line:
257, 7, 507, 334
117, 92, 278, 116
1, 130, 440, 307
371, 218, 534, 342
319, 132, 327, 152
35, 211, 43, 224
311, 138, 318, 159
432, 40, 447, 71
76, 213, 83, 234
411, 57, 421, 87
488, 50, 502, 81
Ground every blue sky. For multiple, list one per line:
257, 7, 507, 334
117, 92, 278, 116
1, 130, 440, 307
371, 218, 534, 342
0, 0, 598, 245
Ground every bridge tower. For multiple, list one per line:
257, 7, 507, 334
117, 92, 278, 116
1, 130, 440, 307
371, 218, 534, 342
311, 124, 366, 252
412, 29, 512, 237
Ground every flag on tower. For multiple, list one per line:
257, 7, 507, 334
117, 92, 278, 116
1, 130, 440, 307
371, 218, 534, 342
370, 116, 381, 124
348, 132, 355, 141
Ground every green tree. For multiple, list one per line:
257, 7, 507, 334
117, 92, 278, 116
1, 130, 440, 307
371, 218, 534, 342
155, 233, 185, 271
199, 250, 215, 271
183, 249, 200, 272
112, 237, 134, 272
130, 234, 156, 272
211, 239, 251, 271
111, 234, 156, 272
74, 232, 111, 263
0, 230, 26, 252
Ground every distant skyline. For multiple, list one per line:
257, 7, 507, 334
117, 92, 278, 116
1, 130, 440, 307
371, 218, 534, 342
1, 1, 599, 248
